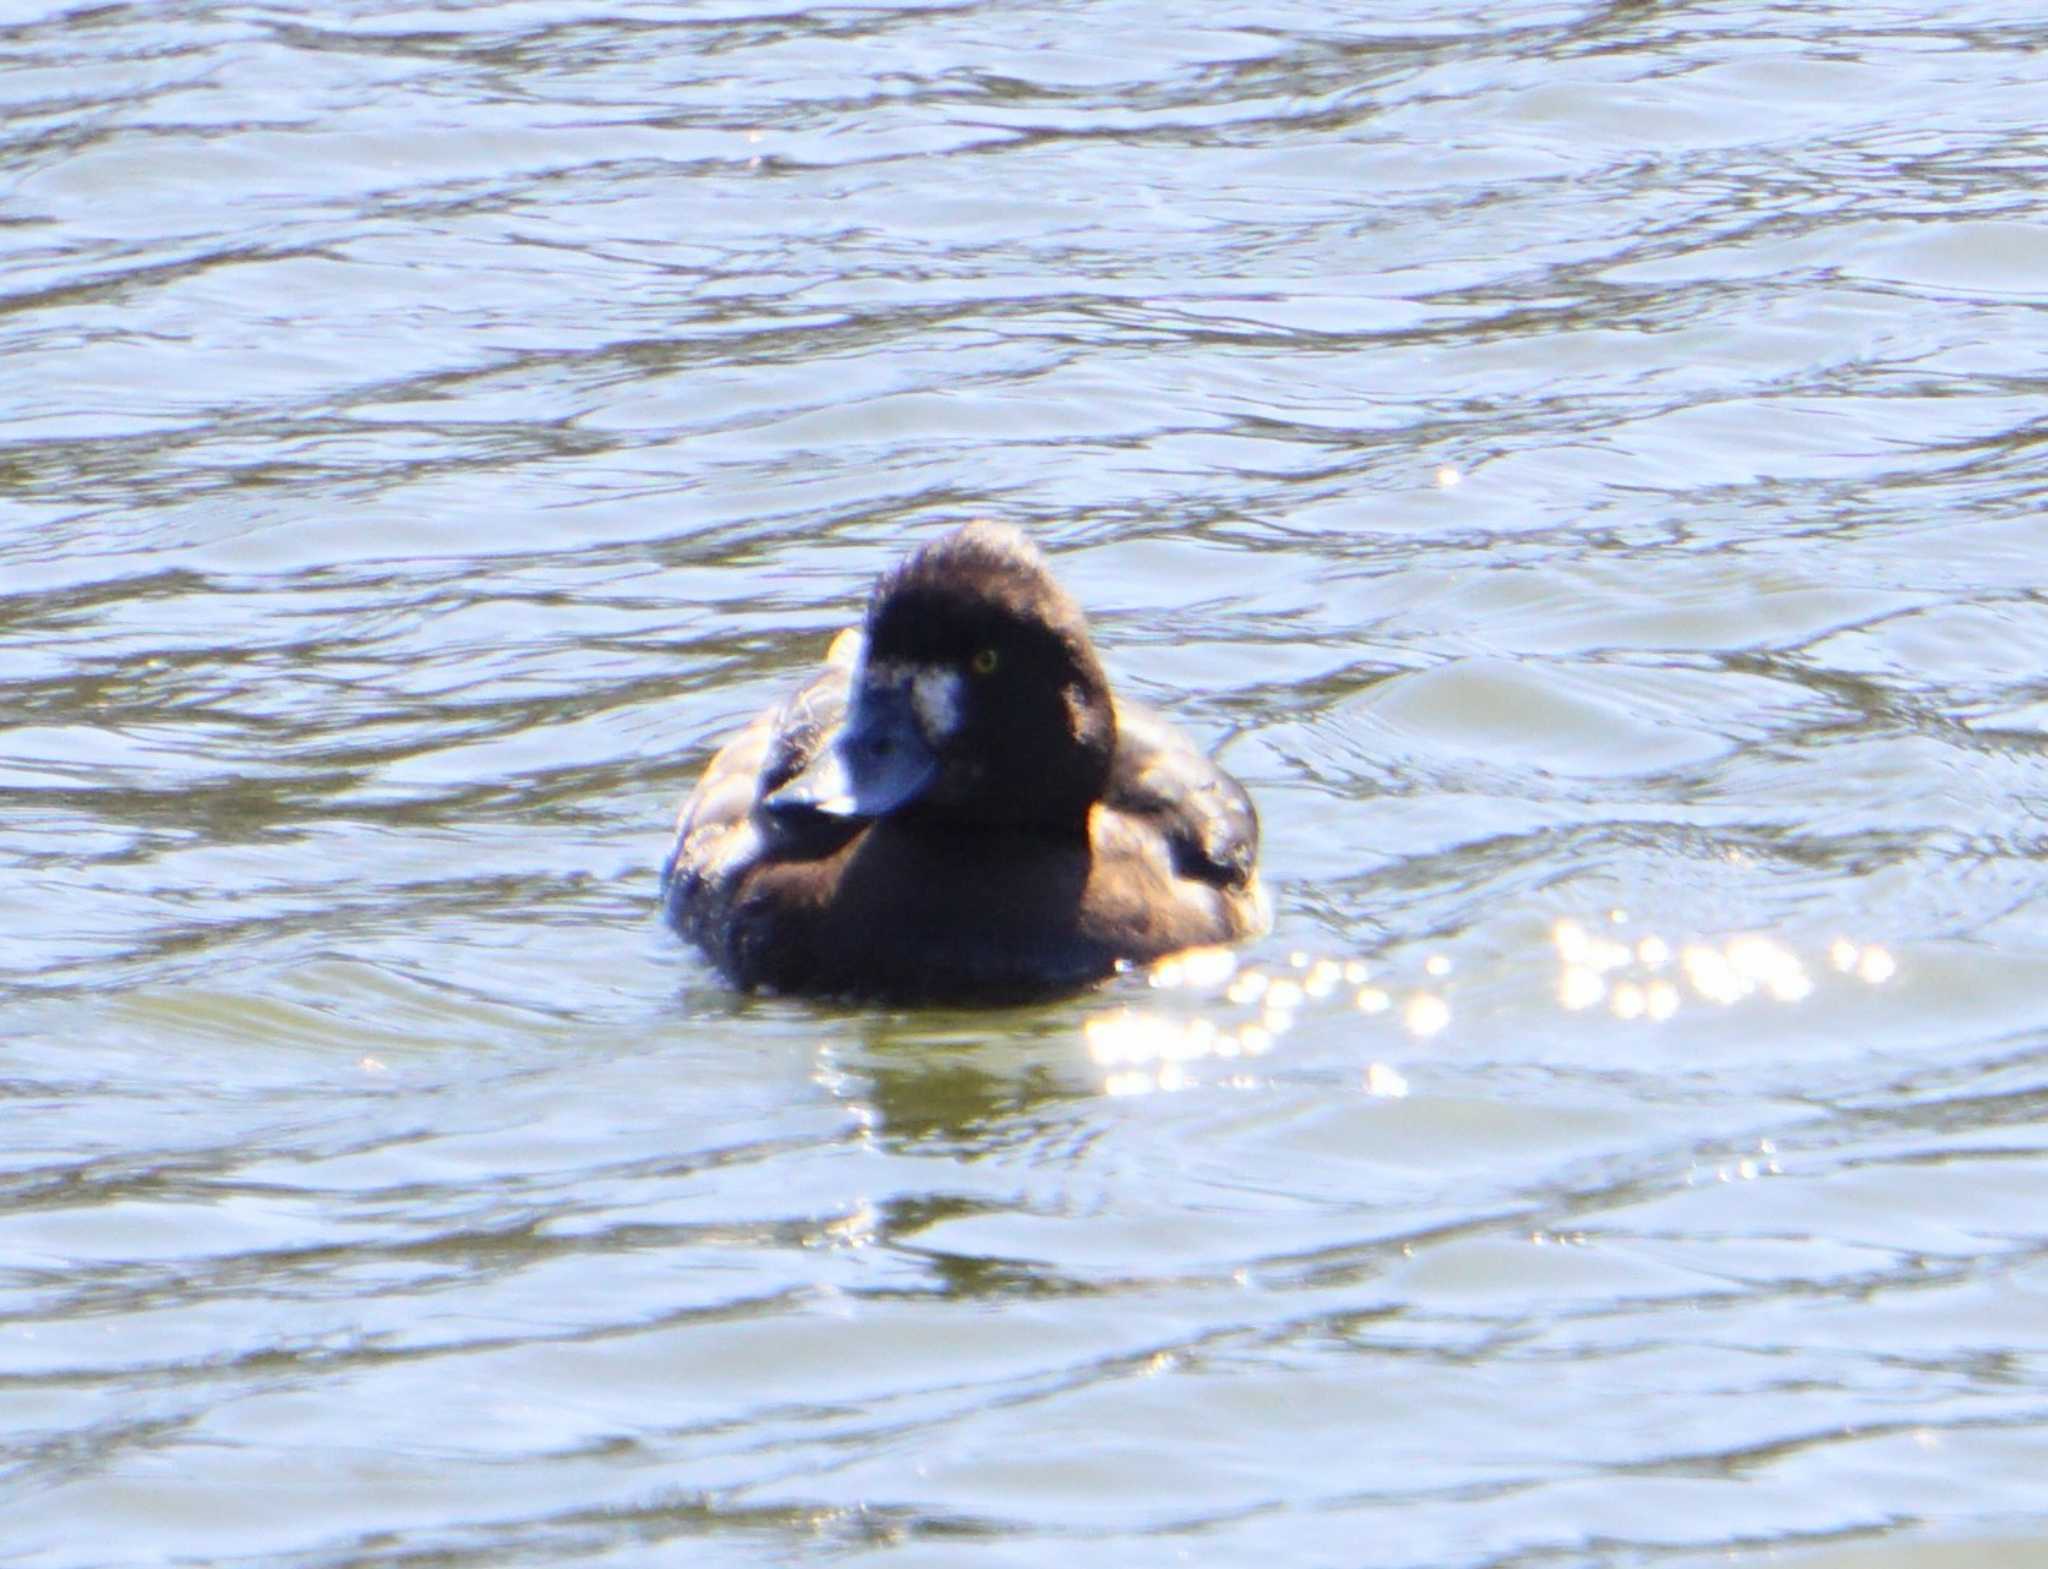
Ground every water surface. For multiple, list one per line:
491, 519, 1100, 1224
5, 2, 2048, 1565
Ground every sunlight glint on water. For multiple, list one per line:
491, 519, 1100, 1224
1093, 919, 1901, 1099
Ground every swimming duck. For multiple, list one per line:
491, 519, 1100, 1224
661, 522, 1266, 1002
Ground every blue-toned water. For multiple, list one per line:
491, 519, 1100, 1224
4, 3, 2048, 1565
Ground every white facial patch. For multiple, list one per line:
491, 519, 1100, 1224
859, 658, 964, 744
911, 665, 963, 741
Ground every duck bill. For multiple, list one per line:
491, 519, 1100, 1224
765, 682, 938, 820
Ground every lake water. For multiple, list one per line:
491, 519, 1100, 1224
4, 2, 2047, 1565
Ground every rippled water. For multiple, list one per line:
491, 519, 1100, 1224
5, 2, 2048, 1565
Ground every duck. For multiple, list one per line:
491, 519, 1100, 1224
661, 521, 1267, 1003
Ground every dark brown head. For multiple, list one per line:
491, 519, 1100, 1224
771, 522, 1116, 831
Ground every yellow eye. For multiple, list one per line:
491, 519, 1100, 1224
970, 647, 1000, 676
